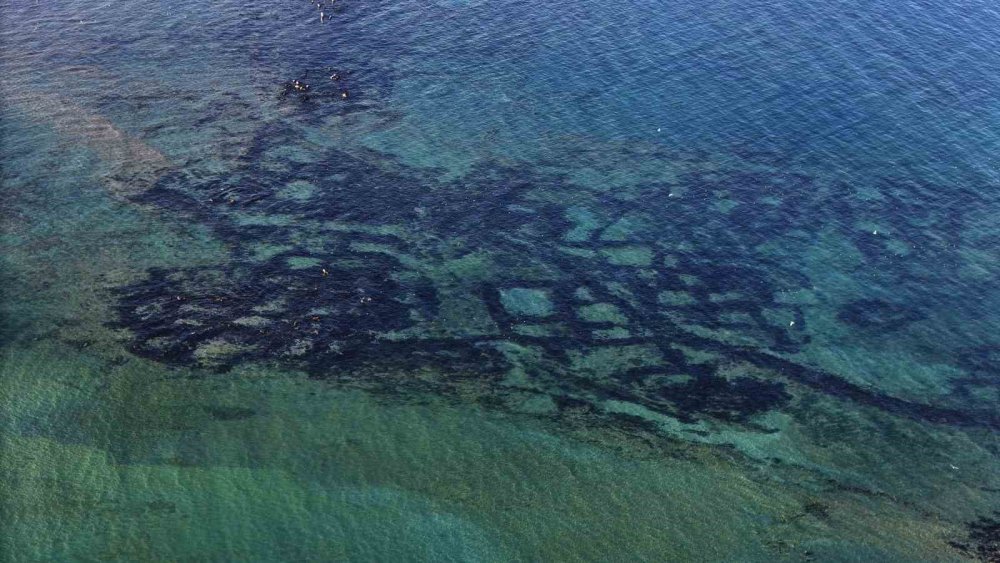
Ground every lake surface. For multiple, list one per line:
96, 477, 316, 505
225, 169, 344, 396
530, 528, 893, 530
1, 0, 999, 560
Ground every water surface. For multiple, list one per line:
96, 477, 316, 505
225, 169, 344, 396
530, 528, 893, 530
2, 0, 999, 560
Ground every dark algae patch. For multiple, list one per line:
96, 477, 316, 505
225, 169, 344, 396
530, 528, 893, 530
836, 298, 925, 332
111, 120, 1000, 436
203, 405, 257, 421
951, 512, 1000, 563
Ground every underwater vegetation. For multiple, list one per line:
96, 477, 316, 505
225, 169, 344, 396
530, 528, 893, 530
951, 512, 1000, 563
112, 100, 1000, 441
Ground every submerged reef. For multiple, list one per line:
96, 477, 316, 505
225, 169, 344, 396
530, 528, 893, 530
112, 116, 1000, 438
950, 512, 1000, 563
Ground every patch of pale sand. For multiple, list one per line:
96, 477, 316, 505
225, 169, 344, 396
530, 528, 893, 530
4, 90, 170, 200
193, 338, 256, 367
232, 316, 273, 328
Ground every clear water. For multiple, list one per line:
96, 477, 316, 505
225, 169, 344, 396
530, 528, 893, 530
2, 0, 999, 560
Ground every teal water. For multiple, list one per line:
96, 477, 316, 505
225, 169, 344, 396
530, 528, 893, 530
1, 0, 999, 560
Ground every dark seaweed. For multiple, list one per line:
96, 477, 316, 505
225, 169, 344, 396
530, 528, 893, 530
837, 299, 925, 332
111, 113, 1000, 436
950, 512, 1000, 563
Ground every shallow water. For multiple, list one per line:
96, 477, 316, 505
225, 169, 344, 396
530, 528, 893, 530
1, 0, 999, 560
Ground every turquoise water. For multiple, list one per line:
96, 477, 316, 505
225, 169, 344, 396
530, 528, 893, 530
1, 0, 999, 560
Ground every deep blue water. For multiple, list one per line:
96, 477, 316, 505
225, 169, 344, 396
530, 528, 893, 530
1, 0, 999, 560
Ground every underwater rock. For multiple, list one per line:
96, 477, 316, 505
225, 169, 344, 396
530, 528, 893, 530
600, 246, 654, 267
836, 299, 925, 332
109, 128, 1000, 439
658, 290, 697, 306
499, 288, 554, 317
114, 252, 423, 370
657, 375, 791, 423
577, 303, 628, 325
955, 346, 1000, 379
193, 338, 255, 367
949, 512, 1000, 563
203, 405, 257, 421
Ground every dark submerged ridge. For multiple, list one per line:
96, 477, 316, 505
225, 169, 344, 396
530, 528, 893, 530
951, 512, 1000, 563
111, 113, 1000, 435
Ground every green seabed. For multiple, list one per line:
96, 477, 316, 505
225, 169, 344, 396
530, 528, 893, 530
1, 19, 999, 557
2, 345, 989, 562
